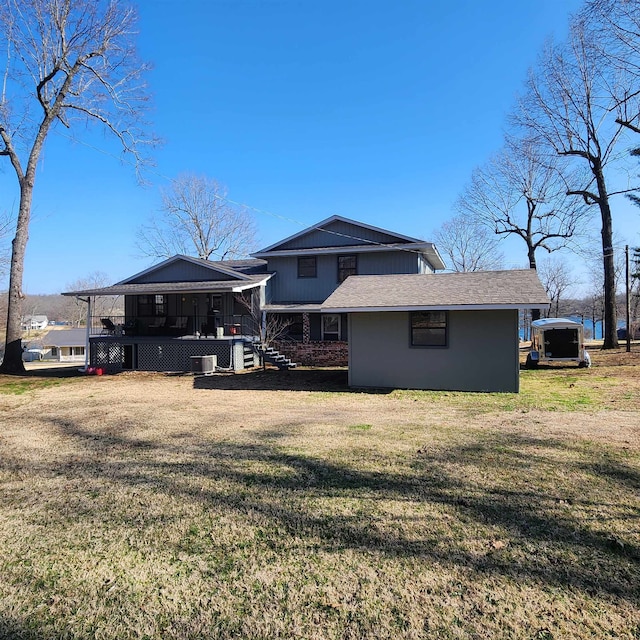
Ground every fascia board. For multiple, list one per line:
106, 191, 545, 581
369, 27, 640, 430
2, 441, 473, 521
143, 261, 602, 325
320, 304, 551, 313
252, 243, 434, 258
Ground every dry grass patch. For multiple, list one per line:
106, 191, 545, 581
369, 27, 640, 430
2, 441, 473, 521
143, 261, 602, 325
0, 350, 639, 638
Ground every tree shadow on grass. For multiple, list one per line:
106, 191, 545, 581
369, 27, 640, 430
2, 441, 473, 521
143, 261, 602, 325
18, 417, 640, 606
192, 367, 393, 393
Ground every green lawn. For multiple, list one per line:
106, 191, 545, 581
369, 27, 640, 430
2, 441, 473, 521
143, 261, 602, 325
0, 357, 638, 639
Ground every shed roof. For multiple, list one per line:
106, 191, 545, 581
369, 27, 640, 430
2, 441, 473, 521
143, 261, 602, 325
322, 270, 550, 312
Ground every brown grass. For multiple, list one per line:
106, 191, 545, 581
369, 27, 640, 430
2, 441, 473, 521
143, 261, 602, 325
0, 347, 639, 639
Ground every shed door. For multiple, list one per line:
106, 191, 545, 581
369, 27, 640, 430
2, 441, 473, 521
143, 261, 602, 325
543, 328, 579, 358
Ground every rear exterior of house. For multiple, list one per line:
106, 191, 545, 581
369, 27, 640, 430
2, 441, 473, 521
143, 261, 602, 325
63, 216, 445, 373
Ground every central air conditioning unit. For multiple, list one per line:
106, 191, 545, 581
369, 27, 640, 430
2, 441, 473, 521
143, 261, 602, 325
190, 354, 217, 375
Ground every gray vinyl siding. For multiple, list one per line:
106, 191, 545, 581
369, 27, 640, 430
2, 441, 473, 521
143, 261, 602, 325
266, 251, 421, 303
348, 309, 520, 393
418, 255, 435, 274
130, 261, 236, 284
277, 219, 406, 250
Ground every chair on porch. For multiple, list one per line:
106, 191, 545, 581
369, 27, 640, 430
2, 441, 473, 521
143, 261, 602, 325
101, 318, 116, 335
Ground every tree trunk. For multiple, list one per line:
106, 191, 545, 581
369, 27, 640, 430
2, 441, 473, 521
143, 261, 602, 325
528, 248, 542, 321
593, 161, 618, 349
0, 178, 33, 374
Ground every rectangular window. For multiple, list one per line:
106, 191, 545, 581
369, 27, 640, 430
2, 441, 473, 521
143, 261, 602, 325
322, 314, 341, 341
411, 311, 447, 347
51, 347, 58, 356
338, 255, 357, 283
138, 294, 166, 317
298, 256, 317, 278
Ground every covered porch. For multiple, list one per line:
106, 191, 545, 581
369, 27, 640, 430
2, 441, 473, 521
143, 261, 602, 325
64, 272, 268, 373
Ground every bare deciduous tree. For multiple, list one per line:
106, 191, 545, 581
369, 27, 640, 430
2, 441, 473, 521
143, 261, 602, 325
235, 290, 292, 347
585, 0, 640, 132
137, 175, 257, 262
63, 271, 119, 327
458, 137, 588, 273
0, 0, 154, 373
537, 256, 575, 317
0, 211, 13, 280
432, 214, 504, 272
515, 17, 640, 348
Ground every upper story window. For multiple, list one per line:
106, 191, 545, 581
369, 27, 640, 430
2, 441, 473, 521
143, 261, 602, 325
138, 294, 167, 317
411, 311, 447, 347
338, 255, 357, 283
298, 256, 317, 278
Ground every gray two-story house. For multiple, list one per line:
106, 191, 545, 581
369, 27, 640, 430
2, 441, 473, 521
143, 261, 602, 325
254, 215, 445, 364
64, 215, 445, 372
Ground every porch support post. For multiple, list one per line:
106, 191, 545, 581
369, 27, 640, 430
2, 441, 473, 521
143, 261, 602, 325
78, 296, 91, 372
303, 313, 310, 344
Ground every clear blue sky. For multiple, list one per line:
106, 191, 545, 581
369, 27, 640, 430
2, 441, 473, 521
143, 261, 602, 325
6, 0, 632, 296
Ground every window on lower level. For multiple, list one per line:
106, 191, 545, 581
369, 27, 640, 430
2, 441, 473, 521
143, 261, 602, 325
411, 311, 447, 347
322, 314, 341, 340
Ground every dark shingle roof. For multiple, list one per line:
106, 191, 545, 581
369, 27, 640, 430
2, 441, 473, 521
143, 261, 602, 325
63, 274, 270, 297
322, 270, 550, 311
42, 329, 87, 347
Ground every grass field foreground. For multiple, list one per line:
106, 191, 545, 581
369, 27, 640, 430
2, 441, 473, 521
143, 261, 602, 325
0, 348, 638, 639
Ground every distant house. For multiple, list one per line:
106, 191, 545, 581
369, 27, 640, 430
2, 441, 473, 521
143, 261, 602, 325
322, 270, 549, 393
21, 315, 49, 331
40, 329, 87, 362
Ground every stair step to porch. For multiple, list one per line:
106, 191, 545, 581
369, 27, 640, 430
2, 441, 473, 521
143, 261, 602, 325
255, 344, 298, 370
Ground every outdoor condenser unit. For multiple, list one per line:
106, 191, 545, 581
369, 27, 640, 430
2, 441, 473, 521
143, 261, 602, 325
190, 354, 217, 375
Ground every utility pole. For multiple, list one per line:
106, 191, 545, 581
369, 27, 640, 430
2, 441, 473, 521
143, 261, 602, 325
626, 245, 631, 353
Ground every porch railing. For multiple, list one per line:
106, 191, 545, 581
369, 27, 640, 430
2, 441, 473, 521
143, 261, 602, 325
89, 314, 259, 338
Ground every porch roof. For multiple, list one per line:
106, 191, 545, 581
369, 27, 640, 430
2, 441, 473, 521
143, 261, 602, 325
262, 303, 324, 313
63, 275, 270, 297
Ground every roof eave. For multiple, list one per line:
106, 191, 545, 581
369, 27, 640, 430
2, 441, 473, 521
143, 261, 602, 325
63, 275, 272, 297
321, 303, 551, 313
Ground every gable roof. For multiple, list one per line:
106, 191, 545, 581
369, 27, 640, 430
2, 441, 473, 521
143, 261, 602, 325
322, 270, 550, 312
252, 215, 446, 270
116, 255, 263, 285
63, 255, 271, 296
23, 315, 48, 323
41, 329, 87, 347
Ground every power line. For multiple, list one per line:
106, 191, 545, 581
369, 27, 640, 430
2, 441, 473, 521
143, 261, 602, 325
49, 127, 435, 259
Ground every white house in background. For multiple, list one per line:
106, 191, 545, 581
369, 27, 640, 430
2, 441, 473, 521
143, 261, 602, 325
40, 329, 87, 362
21, 315, 49, 331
